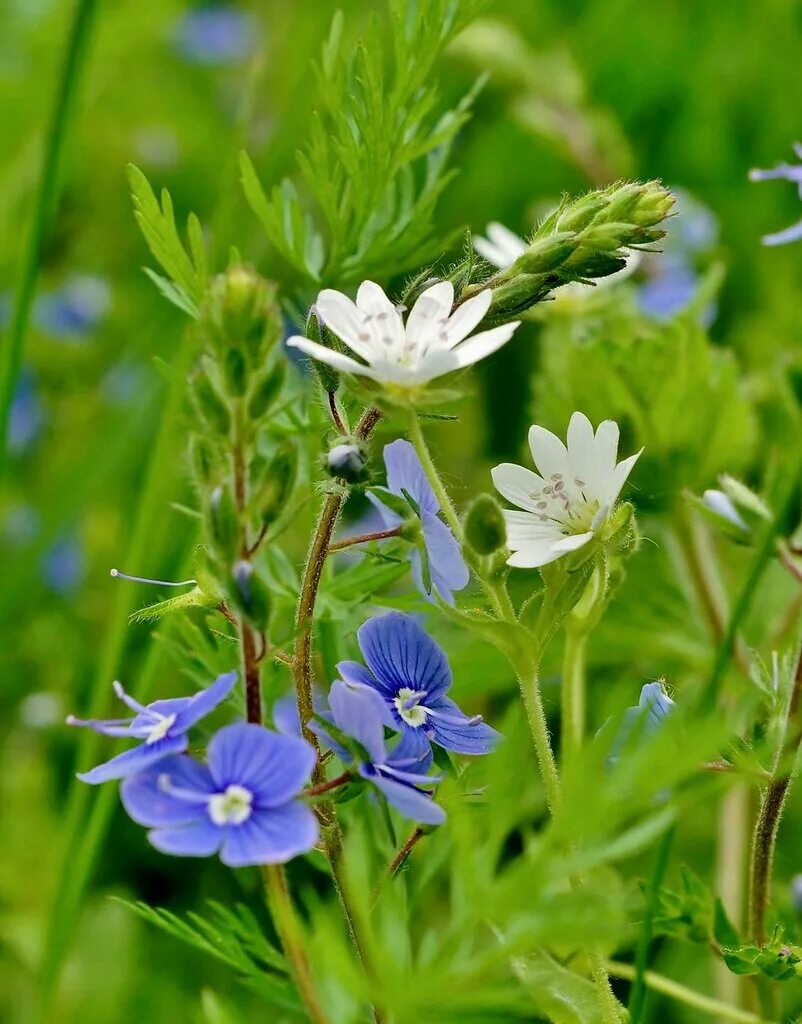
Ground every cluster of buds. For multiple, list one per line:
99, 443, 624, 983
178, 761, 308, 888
456, 180, 675, 323
188, 265, 295, 633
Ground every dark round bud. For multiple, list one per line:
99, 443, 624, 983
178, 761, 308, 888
326, 441, 368, 483
464, 494, 507, 555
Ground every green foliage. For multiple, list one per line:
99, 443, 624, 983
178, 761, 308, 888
241, 0, 486, 287
127, 164, 208, 317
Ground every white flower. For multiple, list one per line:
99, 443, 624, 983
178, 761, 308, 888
286, 280, 520, 388
473, 221, 640, 299
491, 411, 641, 568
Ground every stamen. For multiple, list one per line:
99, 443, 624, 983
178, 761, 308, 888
110, 568, 197, 587
112, 680, 160, 720
158, 774, 213, 805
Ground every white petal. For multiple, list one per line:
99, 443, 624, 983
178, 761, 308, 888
604, 449, 642, 506
412, 348, 460, 384
473, 236, 510, 268
566, 412, 598, 492
487, 222, 527, 261
503, 510, 563, 547
451, 321, 519, 369
286, 337, 377, 379
528, 422, 571, 481
550, 532, 594, 554
405, 281, 455, 350
442, 289, 492, 347
355, 280, 405, 352
491, 464, 546, 512
315, 290, 374, 361
507, 542, 566, 568
593, 419, 620, 479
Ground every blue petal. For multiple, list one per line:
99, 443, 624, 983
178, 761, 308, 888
762, 218, 802, 246
130, 697, 192, 731
328, 680, 387, 763
369, 773, 445, 825
207, 723, 317, 807
173, 670, 238, 731
148, 818, 223, 858
308, 711, 350, 762
219, 802, 319, 866
121, 756, 215, 827
337, 659, 392, 697
426, 696, 500, 755
421, 512, 469, 593
388, 726, 433, 774
273, 688, 328, 736
77, 733, 188, 784
383, 439, 439, 515
366, 490, 404, 530
357, 612, 452, 700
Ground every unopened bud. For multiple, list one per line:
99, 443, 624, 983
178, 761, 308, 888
304, 308, 340, 393
632, 183, 676, 226
230, 559, 271, 630
248, 360, 286, 420
222, 348, 247, 397
259, 442, 298, 525
326, 441, 368, 483
557, 194, 608, 232
189, 435, 217, 489
508, 233, 576, 275
464, 494, 506, 555
202, 265, 281, 359
208, 485, 240, 560
191, 365, 231, 436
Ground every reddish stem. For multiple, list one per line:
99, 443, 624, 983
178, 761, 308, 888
389, 827, 425, 876
305, 772, 351, 798
329, 526, 402, 552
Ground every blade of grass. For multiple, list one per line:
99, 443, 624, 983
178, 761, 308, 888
0, 0, 99, 473
33, 337, 195, 1023
628, 825, 676, 1023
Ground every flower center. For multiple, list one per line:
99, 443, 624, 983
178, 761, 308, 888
529, 473, 602, 534
394, 687, 428, 728
208, 784, 253, 826
145, 714, 176, 744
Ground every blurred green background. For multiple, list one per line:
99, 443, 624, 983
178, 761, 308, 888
2, 1, 802, 1021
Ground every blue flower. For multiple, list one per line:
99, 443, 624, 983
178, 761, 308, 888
749, 144, 802, 246
337, 612, 499, 759
314, 679, 445, 825
9, 369, 44, 454
34, 275, 111, 339
67, 672, 238, 783
368, 439, 469, 604
608, 682, 675, 763
42, 534, 84, 594
121, 723, 318, 865
173, 5, 258, 65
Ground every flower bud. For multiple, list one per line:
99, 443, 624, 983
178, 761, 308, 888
303, 308, 340, 393
202, 265, 282, 359
188, 435, 217, 490
247, 360, 286, 420
222, 347, 247, 397
508, 233, 576, 275
632, 183, 676, 226
208, 485, 240, 561
191, 365, 231, 436
230, 559, 271, 631
557, 193, 608, 232
464, 494, 506, 555
326, 441, 368, 483
258, 442, 298, 526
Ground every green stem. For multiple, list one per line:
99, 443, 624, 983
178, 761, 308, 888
561, 626, 587, 761
0, 0, 98, 472
628, 825, 676, 1023
520, 666, 562, 813
607, 961, 778, 1024
262, 866, 331, 1024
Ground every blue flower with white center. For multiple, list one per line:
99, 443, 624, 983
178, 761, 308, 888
368, 439, 469, 604
337, 612, 499, 759
314, 679, 444, 826
750, 144, 802, 246
67, 672, 238, 783
120, 723, 319, 866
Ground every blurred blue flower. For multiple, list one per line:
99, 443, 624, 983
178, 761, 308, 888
749, 143, 802, 245
41, 534, 84, 593
35, 275, 111, 339
607, 681, 675, 764
273, 688, 328, 736
337, 611, 499, 759
67, 672, 237, 783
173, 5, 258, 65
313, 678, 445, 825
368, 439, 469, 604
8, 369, 44, 453
121, 723, 319, 865
101, 360, 146, 405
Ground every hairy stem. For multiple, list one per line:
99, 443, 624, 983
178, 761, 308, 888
748, 647, 802, 943
561, 626, 587, 762
329, 526, 403, 552
390, 826, 425, 876
607, 962, 778, 1024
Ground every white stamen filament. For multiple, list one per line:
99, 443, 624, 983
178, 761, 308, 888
110, 568, 197, 587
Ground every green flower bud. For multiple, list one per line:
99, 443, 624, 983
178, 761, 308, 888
304, 308, 340, 393
230, 559, 271, 631
601, 183, 643, 222
632, 182, 676, 226
326, 440, 368, 483
508, 232, 576, 275
222, 347, 247, 397
201, 265, 282, 359
247, 360, 286, 420
189, 435, 217, 490
191, 365, 231, 436
258, 442, 298, 526
557, 194, 609, 232
208, 485, 240, 561
464, 494, 507, 555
